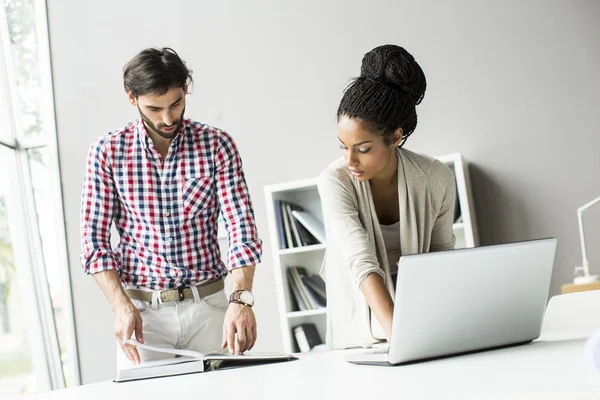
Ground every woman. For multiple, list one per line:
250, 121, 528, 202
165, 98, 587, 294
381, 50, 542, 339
318, 44, 456, 350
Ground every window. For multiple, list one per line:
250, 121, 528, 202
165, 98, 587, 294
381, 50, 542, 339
0, 0, 79, 395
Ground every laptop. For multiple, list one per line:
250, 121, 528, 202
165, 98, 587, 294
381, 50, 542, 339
346, 238, 557, 365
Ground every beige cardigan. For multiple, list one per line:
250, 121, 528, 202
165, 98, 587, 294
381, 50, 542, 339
318, 148, 456, 350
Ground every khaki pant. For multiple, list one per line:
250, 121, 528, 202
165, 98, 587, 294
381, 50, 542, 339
117, 285, 228, 370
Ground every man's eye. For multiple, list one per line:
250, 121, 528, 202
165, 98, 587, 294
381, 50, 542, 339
171, 102, 180, 108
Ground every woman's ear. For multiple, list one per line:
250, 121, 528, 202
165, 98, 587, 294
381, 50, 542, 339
392, 128, 404, 147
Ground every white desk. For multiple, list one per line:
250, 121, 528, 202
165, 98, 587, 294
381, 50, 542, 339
30, 332, 600, 400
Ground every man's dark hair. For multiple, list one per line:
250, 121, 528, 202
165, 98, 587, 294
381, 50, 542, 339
337, 44, 427, 147
123, 47, 193, 97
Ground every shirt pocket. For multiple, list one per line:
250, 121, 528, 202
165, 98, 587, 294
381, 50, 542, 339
182, 177, 213, 217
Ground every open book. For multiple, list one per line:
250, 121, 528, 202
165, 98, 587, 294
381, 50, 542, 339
115, 339, 297, 382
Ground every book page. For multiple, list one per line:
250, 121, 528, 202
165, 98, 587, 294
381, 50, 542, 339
125, 339, 297, 362
120, 356, 199, 371
125, 339, 205, 359
203, 351, 298, 360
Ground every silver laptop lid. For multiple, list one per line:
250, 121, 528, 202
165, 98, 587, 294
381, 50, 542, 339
389, 238, 557, 364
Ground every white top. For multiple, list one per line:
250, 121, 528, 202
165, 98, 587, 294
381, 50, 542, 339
30, 295, 600, 399
30, 335, 600, 400
379, 221, 401, 275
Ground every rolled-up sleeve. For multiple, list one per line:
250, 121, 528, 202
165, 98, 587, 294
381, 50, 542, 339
428, 161, 457, 252
215, 132, 262, 270
80, 138, 119, 274
318, 171, 384, 289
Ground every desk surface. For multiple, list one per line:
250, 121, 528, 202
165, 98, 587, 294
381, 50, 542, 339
562, 281, 600, 294
31, 332, 600, 400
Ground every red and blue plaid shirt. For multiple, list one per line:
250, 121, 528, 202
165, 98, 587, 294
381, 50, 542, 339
80, 118, 262, 290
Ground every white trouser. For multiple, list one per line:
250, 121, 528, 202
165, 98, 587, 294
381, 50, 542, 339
117, 285, 228, 370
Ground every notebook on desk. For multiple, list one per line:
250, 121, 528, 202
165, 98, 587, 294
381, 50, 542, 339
115, 340, 297, 382
346, 238, 557, 366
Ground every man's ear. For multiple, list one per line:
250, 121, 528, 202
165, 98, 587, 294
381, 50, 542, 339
183, 84, 188, 95
127, 90, 137, 106
392, 128, 404, 147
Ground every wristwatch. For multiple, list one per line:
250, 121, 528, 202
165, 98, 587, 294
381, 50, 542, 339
229, 290, 254, 307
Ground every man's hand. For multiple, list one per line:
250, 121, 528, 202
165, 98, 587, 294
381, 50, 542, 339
223, 265, 257, 354
222, 302, 256, 354
91, 270, 145, 364
114, 301, 144, 364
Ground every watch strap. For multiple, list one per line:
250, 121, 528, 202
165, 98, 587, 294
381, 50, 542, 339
229, 290, 253, 307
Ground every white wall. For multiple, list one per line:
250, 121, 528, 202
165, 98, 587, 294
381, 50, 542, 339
46, 0, 600, 384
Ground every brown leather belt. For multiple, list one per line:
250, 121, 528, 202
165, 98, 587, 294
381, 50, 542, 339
124, 279, 224, 304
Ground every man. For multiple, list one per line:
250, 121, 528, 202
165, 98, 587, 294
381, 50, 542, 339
80, 47, 262, 367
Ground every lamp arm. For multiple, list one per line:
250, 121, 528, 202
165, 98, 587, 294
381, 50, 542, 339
577, 195, 600, 277
578, 196, 600, 214
578, 211, 589, 275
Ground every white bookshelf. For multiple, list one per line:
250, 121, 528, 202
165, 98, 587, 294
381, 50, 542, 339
436, 153, 479, 249
264, 153, 478, 353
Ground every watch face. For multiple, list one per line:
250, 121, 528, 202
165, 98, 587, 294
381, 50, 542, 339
240, 291, 254, 306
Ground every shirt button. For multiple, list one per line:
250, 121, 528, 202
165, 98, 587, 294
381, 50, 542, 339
163, 185, 168, 189
168, 237, 173, 243
165, 211, 170, 217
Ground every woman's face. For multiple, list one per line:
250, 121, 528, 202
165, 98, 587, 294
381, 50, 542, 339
337, 115, 399, 182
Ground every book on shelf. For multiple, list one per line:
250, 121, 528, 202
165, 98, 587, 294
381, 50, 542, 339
304, 285, 326, 308
281, 201, 295, 249
292, 323, 324, 353
301, 274, 326, 307
274, 200, 287, 249
285, 203, 301, 248
296, 221, 320, 246
115, 339, 297, 382
291, 210, 326, 245
287, 266, 326, 311
290, 266, 315, 310
274, 200, 322, 249
286, 267, 307, 311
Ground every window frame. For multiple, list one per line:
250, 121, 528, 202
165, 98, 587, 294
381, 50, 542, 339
0, 0, 80, 391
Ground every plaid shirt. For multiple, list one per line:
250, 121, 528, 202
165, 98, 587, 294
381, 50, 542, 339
80, 118, 262, 290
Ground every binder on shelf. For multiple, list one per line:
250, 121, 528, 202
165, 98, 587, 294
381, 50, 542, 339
292, 323, 323, 353
281, 201, 295, 248
290, 266, 315, 309
274, 200, 323, 249
274, 200, 287, 249
303, 283, 326, 308
296, 222, 320, 246
291, 210, 326, 244
301, 275, 326, 306
286, 267, 308, 311
285, 203, 302, 248
287, 266, 326, 311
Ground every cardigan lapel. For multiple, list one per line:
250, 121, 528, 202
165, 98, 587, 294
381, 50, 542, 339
397, 148, 419, 256
362, 178, 389, 274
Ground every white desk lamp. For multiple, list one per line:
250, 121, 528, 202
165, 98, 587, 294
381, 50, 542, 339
574, 195, 600, 284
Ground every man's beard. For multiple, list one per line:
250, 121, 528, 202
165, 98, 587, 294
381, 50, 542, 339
138, 106, 185, 139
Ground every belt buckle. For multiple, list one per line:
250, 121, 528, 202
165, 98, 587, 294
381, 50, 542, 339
178, 287, 185, 301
